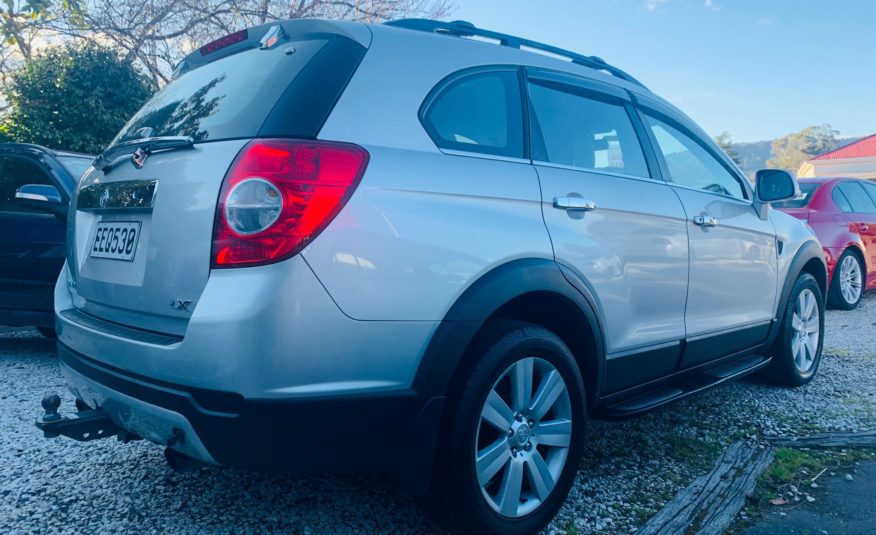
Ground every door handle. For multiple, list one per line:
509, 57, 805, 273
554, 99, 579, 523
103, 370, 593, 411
553, 196, 597, 211
692, 213, 718, 227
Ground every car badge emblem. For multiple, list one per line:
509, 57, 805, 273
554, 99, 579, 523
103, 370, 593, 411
132, 148, 148, 169
99, 188, 110, 208
170, 298, 193, 312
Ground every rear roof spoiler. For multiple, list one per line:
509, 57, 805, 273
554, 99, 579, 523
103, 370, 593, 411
174, 19, 371, 78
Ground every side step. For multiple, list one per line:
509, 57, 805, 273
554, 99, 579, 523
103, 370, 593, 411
601, 354, 771, 419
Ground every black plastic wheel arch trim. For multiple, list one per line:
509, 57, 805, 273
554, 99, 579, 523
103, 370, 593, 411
412, 258, 606, 402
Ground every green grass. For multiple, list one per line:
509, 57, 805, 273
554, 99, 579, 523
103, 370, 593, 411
726, 447, 876, 533
664, 433, 723, 472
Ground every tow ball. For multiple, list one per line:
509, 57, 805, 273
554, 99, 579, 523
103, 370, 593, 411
36, 393, 139, 443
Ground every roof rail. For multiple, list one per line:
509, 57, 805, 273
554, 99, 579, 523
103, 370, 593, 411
385, 19, 646, 89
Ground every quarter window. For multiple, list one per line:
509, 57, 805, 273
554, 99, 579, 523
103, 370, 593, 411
645, 115, 747, 200
0, 156, 54, 214
862, 181, 876, 207
527, 80, 649, 178
832, 187, 853, 213
837, 182, 876, 213
422, 70, 524, 158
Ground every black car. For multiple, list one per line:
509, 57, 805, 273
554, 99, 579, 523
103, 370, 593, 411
0, 143, 92, 337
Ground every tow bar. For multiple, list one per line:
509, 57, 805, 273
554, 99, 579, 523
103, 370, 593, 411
36, 394, 140, 443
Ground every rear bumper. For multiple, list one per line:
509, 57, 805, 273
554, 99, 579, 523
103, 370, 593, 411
59, 342, 444, 494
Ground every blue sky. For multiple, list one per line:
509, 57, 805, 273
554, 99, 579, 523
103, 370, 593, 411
453, 0, 876, 142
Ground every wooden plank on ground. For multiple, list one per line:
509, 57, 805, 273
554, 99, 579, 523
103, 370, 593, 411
770, 430, 876, 449
637, 440, 774, 535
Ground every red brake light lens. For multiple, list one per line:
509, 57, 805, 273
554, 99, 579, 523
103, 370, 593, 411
200, 29, 248, 56
212, 139, 369, 268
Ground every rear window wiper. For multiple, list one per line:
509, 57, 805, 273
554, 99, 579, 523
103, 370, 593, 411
93, 136, 195, 173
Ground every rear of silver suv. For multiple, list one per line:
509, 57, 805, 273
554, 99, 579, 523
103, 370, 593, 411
46, 18, 826, 535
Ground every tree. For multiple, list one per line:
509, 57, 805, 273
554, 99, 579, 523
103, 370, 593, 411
0, 1, 83, 111
767, 124, 839, 173
714, 131, 741, 166
51, 0, 454, 85
2, 42, 155, 153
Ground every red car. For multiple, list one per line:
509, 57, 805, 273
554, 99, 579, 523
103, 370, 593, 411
775, 177, 876, 309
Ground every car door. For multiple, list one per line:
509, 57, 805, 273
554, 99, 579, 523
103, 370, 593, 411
527, 70, 689, 393
0, 155, 67, 314
837, 181, 876, 288
639, 109, 777, 368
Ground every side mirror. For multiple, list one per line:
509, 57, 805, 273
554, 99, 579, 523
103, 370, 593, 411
755, 169, 798, 203
15, 184, 67, 217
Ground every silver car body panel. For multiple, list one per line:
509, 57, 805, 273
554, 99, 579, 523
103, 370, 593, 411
58, 257, 437, 398
671, 187, 778, 335
536, 166, 689, 353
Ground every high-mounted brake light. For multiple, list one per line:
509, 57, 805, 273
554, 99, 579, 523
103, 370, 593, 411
200, 29, 248, 56
212, 139, 369, 268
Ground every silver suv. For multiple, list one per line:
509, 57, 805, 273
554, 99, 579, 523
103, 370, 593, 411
41, 18, 827, 535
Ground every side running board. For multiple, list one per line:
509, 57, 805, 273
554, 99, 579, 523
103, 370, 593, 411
601, 354, 771, 419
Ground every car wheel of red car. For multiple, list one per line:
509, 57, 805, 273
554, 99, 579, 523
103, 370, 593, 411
828, 250, 864, 310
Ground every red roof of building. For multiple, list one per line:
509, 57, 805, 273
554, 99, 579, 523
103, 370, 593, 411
813, 134, 876, 160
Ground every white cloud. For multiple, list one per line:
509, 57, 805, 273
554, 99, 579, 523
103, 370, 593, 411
704, 0, 721, 11
644, 0, 669, 12
757, 17, 773, 25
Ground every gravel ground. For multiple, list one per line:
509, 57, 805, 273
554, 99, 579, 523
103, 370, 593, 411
1, 294, 874, 534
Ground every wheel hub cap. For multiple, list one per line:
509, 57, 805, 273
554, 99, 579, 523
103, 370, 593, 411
475, 357, 572, 518
791, 288, 820, 373
512, 422, 532, 446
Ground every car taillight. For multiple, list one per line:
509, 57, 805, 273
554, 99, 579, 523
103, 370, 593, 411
212, 139, 369, 268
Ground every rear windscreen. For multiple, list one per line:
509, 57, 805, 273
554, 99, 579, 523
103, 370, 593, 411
772, 183, 819, 208
113, 37, 346, 145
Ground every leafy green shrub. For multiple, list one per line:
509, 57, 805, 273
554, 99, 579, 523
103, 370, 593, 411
3, 42, 155, 154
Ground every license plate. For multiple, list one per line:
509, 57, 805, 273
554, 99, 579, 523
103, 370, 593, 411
90, 221, 141, 261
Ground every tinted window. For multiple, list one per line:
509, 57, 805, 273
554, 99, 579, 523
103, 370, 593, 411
528, 80, 649, 177
646, 115, 747, 200
832, 187, 853, 213
838, 182, 876, 213
0, 156, 53, 214
114, 37, 334, 145
772, 183, 819, 208
423, 71, 524, 158
863, 181, 876, 206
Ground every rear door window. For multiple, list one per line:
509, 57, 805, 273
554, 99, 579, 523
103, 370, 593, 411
527, 79, 650, 178
838, 182, 876, 213
422, 70, 524, 158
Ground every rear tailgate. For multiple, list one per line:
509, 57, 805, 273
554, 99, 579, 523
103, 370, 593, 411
65, 20, 370, 336
70, 141, 247, 335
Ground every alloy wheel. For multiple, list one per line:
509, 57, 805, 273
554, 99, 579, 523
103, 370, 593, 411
791, 288, 820, 373
839, 254, 863, 305
475, 357, 572, 518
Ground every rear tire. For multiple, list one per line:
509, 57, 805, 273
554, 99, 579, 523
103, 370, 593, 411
827, 250, 864, 310
428, 322, 585, 535
766, 273, 824, 387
